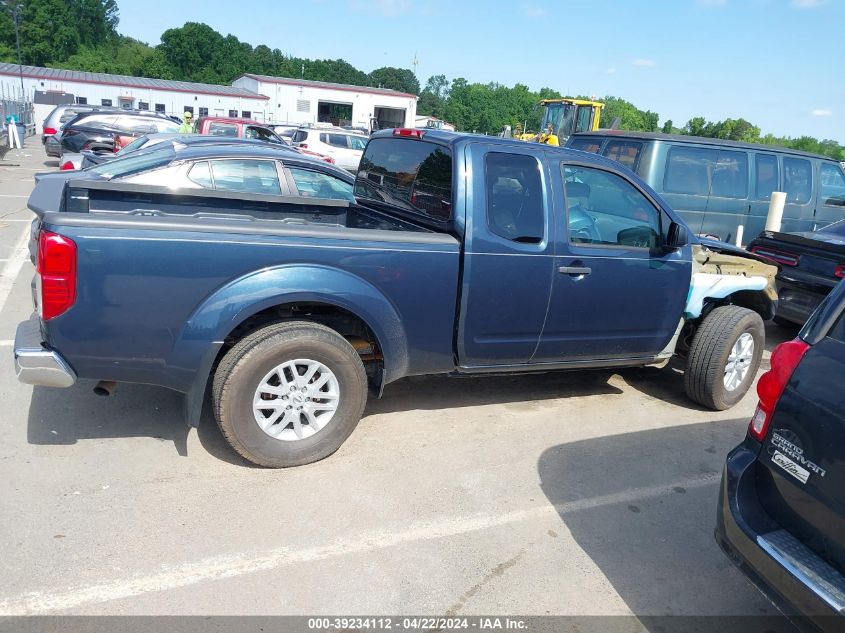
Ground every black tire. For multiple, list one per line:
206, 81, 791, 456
684, 306, 764, 410
212, 321, 367, 467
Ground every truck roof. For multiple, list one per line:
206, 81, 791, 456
571, 129, 840, 162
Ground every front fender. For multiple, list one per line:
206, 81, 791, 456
170, 265, 410, 426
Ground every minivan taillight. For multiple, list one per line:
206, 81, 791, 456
748, 339, 810, 441
36, 230, 77, 321
43, 127, 57, 135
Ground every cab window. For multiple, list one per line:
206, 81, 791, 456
209, 159, 281, 195
755, 154, 778, 200
485, 153, 544, 243
564, 165, 661, 248
783, 157, 813, 204
288, 167, 354, 201
602, 140, 643, 170
820, 163, 845, 207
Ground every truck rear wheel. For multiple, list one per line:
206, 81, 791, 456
684, 306, 764, 410
212, 321, 368, 467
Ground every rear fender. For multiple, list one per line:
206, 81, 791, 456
172, 265, 409, 426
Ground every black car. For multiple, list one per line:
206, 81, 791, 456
748, 220, 845, 326
79, 134, 300, 169
716, 278, 845, 632
58, 111, 179, 154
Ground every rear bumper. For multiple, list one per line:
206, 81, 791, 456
14, 315, 76, 388
774, 278, 830, 325
716, 445, 845, 631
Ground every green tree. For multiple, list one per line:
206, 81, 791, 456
368, 66, 419, 95
661, 119, 673, 134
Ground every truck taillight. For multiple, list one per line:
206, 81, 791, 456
37, 230, 77, 321
748, 339, 809, 441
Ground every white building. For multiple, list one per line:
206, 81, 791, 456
415, 115, 455, 132
0, 63, 269, 133
232, 74, 417, 130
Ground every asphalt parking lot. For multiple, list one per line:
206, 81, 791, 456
0, 144, 796, 618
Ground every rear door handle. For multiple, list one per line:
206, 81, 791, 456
558, 266, 592, 275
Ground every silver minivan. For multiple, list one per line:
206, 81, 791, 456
567, 131, 845, 243
42, 104, 121, 157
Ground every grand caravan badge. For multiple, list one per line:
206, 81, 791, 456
769, 431, 827, 484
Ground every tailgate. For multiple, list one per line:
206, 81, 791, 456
754, 332, 845, 573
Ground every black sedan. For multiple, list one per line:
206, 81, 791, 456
716, 278, 845, 632
748, 220, 845, 326
58, 111, 179, 154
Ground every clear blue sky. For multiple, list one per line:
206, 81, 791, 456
118, 0, 843, 142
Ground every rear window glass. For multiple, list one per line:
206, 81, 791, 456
602, 140, 643, 170
86, 149, 176, 179
208, 122, 238, 137
355, 137, 453, 221
784, 157, 813, 204
568, 137, 602, 154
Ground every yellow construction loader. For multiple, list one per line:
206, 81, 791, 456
512, 98, 605, 145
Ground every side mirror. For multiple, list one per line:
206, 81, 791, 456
666, 222, 689, 250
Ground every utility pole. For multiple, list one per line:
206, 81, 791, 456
0, 1, 25, 98
412, 52, 418, 79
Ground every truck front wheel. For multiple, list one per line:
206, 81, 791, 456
684, 306, 764, 410
212, 321, 368, 467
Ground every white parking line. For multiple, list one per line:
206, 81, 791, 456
0, 225, 30, 316
0, 473, 719, 615
0, 340, 13, 346
0, 194, 29, 198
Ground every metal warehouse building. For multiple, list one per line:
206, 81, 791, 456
0, 63, 418, 134
0, 63, 269, 133
232, 74, 417, 130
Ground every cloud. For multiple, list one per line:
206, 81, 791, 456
605, 67, 617, 75
349, 0, 412, 17
524, 4, 547, 17
791, 0, 825, 8
632, 58, 656, 67
812, 109, 833, 117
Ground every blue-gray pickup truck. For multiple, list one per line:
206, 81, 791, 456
14, 129, 779, 467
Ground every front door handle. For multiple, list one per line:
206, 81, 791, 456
558, 266, 592, 275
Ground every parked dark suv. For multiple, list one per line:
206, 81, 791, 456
58, 111, 179, 155
716, 278, 845, 632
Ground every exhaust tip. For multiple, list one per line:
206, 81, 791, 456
93, 380, 117, 397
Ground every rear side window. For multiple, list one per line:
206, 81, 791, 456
210, 159, 281, 195
355, 137, 453, 221
664, 146, 716, 195
755, 154, 778, 200
245, 126, 278, 143
710, 150, 748, 199
820, 163, 845, 207
784, 157, 813, 204
208, 122, 238, 137
486, 153, 544, 242
602, 140, 643, 170
288, 167, 354, 201
72, 114, 118, 130
292, 130, 308, 143
349, 135, 367, 151
568, 137, 602, 154
188, 161, 213, 188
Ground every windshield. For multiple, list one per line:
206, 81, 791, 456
86, 149, 176, 180
541, 102, 576, 137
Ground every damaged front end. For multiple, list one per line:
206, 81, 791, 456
686, 239, 779, 321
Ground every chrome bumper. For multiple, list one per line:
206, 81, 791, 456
14, 315, 76, 388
